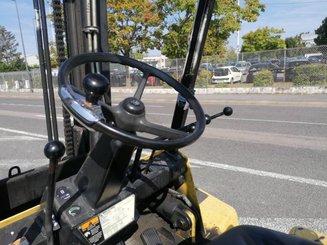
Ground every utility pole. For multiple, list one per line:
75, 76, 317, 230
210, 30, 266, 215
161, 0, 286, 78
12, 0, 34, 92
236, 0, 240, 62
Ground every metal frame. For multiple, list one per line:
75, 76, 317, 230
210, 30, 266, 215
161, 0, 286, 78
171, 0, 215, 129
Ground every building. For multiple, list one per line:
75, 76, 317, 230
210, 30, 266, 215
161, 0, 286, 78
26, 55, 39, 66
301, 33, 317, 47
142, 55, 168, 69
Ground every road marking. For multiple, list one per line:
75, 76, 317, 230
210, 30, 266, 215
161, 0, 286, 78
222, 117, 327, 126
0, 158, 324, 233
0, 102, 62, 110
36, 114, 64, 120
116, 104, 164, 108
202, 128, 327, 151
1, 128, 325, 188
190, 159, 327, 188
147, 112, 195, 117
0, 136, 43, 141
0, 127, 64, 141
239, 217, 327, 234
0, 102, 163, 109
145, 113, 327, 126
147, 105, 164, 108
1, 102, 325, 126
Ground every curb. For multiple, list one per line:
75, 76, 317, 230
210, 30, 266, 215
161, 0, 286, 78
1, 86, 327, 95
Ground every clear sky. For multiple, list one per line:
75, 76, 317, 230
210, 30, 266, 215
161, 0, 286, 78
229, 0, 327, 49
0, 0, 326, 57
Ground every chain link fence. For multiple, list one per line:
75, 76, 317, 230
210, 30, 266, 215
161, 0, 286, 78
165, 45, 327, 85
1, 45, 327, 91
0, 69, 59, 91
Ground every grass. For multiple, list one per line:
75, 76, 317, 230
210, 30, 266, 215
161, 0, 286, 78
206, 81, 327, 89
143, 81, 327, 89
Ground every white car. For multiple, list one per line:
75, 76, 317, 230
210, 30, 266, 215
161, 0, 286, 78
212, 66, 242, 84
235, 61, 251, 74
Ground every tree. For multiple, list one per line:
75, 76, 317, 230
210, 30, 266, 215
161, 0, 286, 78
107, 0, 265, 59
315, 17, 327, 45
107, 0, 162, 57
285, 35, 304, 48
155, 0, 265, 58
0, 25, 25, 71
154, 1, 196, 58
241, 27, 286, 52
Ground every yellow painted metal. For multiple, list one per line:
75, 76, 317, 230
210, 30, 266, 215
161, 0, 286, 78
0, 204, 43, 229
198, 189, 238, 239
176, 154, 201, 213
289, 227, 327, 245
176, 153, 239, 241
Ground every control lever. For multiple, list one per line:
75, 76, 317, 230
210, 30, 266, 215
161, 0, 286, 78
44, 141, 65, 245
182, 106, 233, 133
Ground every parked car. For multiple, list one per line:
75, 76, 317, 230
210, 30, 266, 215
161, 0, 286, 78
160, 66, 183, 79
268, 58, 281, 66
247, 57, 260, 64
110, 69, 127, 87
130, 70, 161, 86
217, 61, 236, 67
246, 62, 284, 83
284, 59, 310, 82
308, 55, 323, 64
235, 61, 251, 75
199, 63, 214, 71
212, 66, 242, 84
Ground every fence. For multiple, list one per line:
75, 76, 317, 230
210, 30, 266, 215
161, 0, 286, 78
0, 70, 59, 91
1, 45, 327, 91
165, 45, 327, 85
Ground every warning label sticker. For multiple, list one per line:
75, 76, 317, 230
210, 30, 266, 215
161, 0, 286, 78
78, 195, 135, 244
99, 194, 135, 239
79, 216, 104, 245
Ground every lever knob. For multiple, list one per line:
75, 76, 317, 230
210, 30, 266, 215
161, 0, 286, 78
44, 141, 65, 161
223, 107, 233, 116
205, 114, 211, 124
83, 73, 109, 104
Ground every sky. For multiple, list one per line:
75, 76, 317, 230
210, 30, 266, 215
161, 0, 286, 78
0, 0, 326, 57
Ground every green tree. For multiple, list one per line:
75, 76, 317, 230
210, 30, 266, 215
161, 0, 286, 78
155, 1, 196, 58
241, 27, 286, 52
314, 17, 327, 45
156, 0, 265, 58
0, 25, 25, 71
107, 0, 162, 57
285, 35, 304, 48
49, 41, 61, 68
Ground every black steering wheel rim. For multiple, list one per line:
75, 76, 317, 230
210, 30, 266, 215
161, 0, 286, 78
58, 52, 205, 150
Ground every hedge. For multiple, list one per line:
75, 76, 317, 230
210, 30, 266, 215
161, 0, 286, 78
253, 70, 274, 87
196, 69, 212, 88
294, 64, 327, 86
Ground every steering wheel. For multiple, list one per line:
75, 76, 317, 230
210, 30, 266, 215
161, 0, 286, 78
58, 52, 205, 150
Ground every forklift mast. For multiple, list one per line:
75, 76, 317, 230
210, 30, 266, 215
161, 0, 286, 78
52, 0, 111, 157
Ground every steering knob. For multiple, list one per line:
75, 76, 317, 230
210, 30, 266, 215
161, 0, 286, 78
82, 73, 109, 104
122, 97, 145, 115
223, 107, 233, 116
44, 140, 65, 161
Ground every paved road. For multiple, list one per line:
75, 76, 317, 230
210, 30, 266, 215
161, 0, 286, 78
0, 92, 326, 234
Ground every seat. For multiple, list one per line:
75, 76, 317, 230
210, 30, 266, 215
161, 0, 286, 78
211, 225, 316, 245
